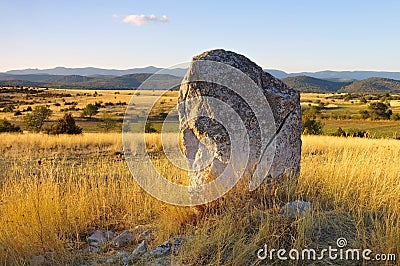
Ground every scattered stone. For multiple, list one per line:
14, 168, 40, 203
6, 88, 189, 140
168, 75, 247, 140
131, 240, 147, 257
87, 230, 114, 247
111, 230, 135, 248
105, 257, 115, 264
145, 240, 171, 258
115, 250, 129, 258
280, 200, 312, 218
138, 229, 153, 241
30, 255, 45, 266
172, 237, 184, 255
178, 49, 302, 200
88, 246, 99, 253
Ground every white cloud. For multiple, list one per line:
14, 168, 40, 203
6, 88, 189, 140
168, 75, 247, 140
112, 14, 119, 19
123, 14, 169, 26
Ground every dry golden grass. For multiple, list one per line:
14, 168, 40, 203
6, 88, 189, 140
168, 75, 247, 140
0, 133, 399, 265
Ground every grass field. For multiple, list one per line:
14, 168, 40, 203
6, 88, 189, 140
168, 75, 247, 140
1, 89, 399, 264
0, 133, 399, 265
2, 88, 400, 138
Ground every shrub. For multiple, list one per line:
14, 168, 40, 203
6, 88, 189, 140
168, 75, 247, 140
359, 110, 370, 119
391, 113, 400, 121
145, 121, 158, 133
302, 106, 323, 135
368, 102, 391, 120
45, 113, 82, 134
302, 117, 323, 135
2, 105, 14, 112
333, 127, 370, 138
98, 112, 117, 132
347, 128, 369, 138
334, 127, 347, 137
24, 105, 52, 132
0, 119, 22, 133
81, 104, 99, 118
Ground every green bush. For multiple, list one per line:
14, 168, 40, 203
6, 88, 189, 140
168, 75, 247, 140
145, 121, 158, 133
391, 113, 400, 121
347, 128, 369, 138
81, 104, 99, 118
24, 105, 52, 132
359, 110, 370, 119
368, 102, 391, 120
333, 127, 369, 138
334, 127, 347, 137
2, 105, 14, 112
302, 106, 323, 135
0, 119, 22, 133
45, 113, 82, 135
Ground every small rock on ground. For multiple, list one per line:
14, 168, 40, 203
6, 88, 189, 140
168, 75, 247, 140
280, 200, 312, 218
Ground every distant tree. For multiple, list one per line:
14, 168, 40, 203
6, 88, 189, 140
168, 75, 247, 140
359, 110, 370, 119
2, 105, 14, 112
46, 113, 82, 134
347, 128, 369, 138
368, 102, 391, 120
81, 103, 99, 118
0, 119, 22, 133
98, 112, 117, 132
302, 106, 323, 135
24, 105, 52, 132
145, 121, 157, 133
334, 127, 347, 137
391, 113, 400, 121
14, 110, 22, 116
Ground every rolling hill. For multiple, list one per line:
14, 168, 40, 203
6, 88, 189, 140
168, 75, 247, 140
282, 75, 350, 92
5, 66, 188, 77
339, 78, 400, 93
2, 67, 400, 93
0, 73, 183, 90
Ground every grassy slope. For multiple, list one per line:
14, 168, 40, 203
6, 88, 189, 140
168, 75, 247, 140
282, 75, 349, 92
340, 77, 400, 93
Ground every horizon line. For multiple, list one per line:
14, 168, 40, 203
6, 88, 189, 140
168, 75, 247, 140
2, 65, 400, 74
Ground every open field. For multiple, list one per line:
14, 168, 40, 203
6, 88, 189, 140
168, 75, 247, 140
0, 87, 178, 132
2, 88, 400, 138
0, 133, 399, 265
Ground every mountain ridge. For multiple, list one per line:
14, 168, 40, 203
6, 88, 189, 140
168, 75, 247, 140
2, 67, 400, 93
4, 66, 400, 80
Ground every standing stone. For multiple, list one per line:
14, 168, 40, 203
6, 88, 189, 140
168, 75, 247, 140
178, 49, 301, 197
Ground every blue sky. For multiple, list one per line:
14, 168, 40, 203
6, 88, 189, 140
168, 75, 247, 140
1, 0, 399, 72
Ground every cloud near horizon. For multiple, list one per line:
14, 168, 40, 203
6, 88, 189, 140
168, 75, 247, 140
123, 14, 169, 26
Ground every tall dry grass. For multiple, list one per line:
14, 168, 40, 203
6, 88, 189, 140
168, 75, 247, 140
0, 133, 399, 265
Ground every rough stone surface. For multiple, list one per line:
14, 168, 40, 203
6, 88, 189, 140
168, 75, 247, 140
30, 255, 45, 266
172, 237, 184, 255
131, 240, 148, 257
178, 49, 302, 192
144, 240, 171, 257
87, 230, 114, 248
111, 230, 135, 248
280, 200, 312, 218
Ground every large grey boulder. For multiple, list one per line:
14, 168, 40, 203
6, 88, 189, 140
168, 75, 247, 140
178, 49, 301, 200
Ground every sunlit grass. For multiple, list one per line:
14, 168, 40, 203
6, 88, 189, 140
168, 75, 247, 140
0, 133, 399, 264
